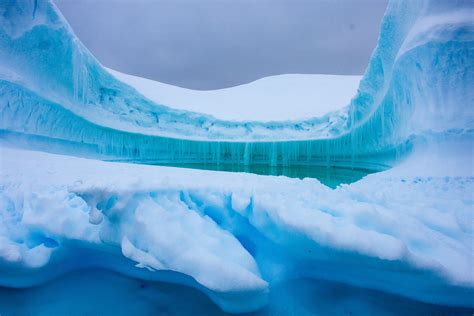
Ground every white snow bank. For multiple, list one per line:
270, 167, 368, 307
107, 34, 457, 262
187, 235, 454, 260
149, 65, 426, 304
386, 136, 474, 177
109, 68, 361, 122
0, 146, 472, 311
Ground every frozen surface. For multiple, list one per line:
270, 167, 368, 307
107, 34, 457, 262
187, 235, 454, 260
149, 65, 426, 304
0, 0, 471, 168
0, 147, 473, 313
109, 69, 362, 122
0, 0, 351, 141
0, 0, 473, 314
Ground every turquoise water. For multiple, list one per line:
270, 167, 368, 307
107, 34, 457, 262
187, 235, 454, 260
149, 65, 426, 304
0, 269, 471, 316
149, 163, 372, 188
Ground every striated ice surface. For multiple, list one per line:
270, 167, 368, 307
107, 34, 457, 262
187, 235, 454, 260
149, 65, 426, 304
0, 147, 473, 313
0, 0, 472, 170
0, 0, 473, 314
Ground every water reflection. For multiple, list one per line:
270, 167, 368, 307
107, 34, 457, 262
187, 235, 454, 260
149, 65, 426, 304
0, 269, 471, 316
151, 163, 373, 188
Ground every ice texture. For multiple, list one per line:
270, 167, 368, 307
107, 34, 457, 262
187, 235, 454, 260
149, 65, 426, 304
0, 0, 473, 314
0, 147, 473, 312
0, 0, 471, 170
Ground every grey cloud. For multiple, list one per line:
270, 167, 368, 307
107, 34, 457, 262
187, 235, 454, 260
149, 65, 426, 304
54, 0, 388, 90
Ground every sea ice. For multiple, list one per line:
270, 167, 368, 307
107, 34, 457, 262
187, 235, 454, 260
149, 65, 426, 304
0, 0, 473, 313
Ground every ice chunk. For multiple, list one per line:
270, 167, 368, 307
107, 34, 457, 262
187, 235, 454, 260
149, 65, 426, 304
0, 147, 472, 311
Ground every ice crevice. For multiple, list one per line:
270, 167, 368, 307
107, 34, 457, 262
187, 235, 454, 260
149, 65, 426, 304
1, 148, 473, 312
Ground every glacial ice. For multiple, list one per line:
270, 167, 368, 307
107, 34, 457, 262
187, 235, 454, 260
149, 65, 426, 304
0, 0, 471, 171
0, 147, 473, 313
0, 0, 473, 314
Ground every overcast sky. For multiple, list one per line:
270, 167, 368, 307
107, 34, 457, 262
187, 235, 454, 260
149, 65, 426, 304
55, 0, 388, 90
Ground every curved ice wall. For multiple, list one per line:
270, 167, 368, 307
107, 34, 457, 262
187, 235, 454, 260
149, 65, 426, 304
0, 0, 473, 170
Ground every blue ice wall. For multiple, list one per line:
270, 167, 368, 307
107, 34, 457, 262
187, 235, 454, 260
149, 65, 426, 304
348, 0, 474, 154
0, 0, 349, 141
0, 0, 473, 170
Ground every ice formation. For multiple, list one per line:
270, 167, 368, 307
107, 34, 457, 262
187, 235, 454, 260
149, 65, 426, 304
0, 0, 473, 314
108, 69, 362, 121
1, 147, 473, 313
0, 0, 470, 171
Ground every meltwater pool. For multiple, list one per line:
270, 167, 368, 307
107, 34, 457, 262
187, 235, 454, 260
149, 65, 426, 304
147, 163, 373, 188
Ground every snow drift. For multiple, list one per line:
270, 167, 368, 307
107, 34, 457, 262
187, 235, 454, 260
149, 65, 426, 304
0, 147, 473, 313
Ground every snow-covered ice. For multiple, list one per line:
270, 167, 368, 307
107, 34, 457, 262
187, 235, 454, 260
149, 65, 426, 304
0, 147, 473, 312
1, 0, 472, 171
0, 0, 473, 314
109, 69, 362, 122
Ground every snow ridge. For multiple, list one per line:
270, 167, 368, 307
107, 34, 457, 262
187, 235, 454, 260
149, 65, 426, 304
0, 148, 473, 312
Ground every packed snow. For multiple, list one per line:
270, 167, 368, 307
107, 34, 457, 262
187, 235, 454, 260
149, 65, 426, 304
0, 147, 473, 312
109, 69, 361, 122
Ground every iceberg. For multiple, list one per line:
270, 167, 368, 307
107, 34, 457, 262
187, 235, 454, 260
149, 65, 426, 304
0, 0, 473, 314
0, 147, 473, 313
1, 0, 471, 171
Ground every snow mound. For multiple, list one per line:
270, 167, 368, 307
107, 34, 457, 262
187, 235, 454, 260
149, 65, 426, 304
108, 69, 361, 122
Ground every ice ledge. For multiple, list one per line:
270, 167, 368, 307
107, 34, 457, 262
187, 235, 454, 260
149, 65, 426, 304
0, 147, 472, 312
